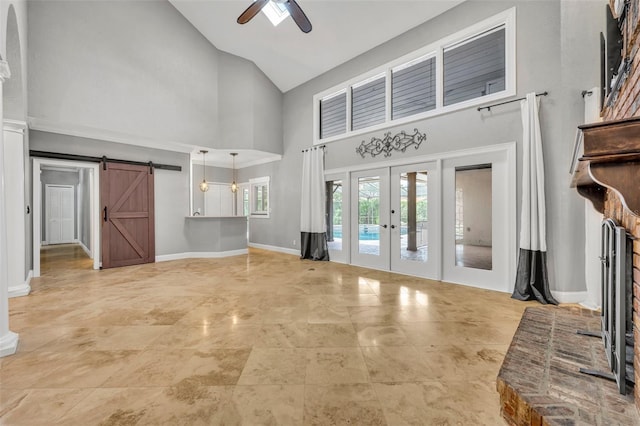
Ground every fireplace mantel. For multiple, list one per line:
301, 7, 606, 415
571, 116, 640, 216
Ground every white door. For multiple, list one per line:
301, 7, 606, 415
350, 169, 390, 270
441, 150, 513, 292
390, 162, 439, 278
46, 185, 75, 244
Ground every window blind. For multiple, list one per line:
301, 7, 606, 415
320, 92, 347, 139
443, 27, 505, 106
392, 57, 436, 120
351, 75, 386, 131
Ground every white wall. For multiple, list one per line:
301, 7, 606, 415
1, 0, 27, 119
78, 168, 91, 251
27, 0, 220, 148
27, 0, 284, 156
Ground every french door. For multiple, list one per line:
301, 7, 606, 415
329, 145, 515, 292
389, 162, 439, 278
350, 169, 390, 270
349, 162, 439, 278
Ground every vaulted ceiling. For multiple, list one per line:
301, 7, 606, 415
169, 0, 464, 92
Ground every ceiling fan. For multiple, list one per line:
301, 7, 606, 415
237, 0, 312, 33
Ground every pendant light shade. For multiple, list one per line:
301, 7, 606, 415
199, 150, 209, 192
230, 153, 238, 193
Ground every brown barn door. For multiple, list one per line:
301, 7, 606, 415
101, 162, 155, 269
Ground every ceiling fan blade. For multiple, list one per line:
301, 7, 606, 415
237, 0, 270, 24
283, 0, 312, 33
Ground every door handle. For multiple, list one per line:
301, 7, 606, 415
103, 206, 108, 222
391, 225, 396, 229
382, 224, 388, 229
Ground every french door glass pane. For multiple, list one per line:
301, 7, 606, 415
454, 165, 492, 270
399, 171, 428, 263
327, 180, 343, 252
358, 176, 380, 255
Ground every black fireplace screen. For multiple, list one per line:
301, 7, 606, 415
599, 218, 633, 394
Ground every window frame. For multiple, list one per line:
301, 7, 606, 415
312, 7, 516, 145
249, 176, 270, 218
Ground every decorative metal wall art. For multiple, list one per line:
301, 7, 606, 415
356, 129, 426, 158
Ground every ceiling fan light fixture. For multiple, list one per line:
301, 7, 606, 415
237, 0, 311, 33
262, 0, 290, 26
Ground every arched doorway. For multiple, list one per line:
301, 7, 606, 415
2, 4, 29, 297
0, 2, 26, 357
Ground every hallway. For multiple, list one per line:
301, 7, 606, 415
2, 246, 532, 424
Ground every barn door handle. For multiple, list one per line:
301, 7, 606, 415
103, 206, 108, 222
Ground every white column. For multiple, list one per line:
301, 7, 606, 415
0, 59, 19, 357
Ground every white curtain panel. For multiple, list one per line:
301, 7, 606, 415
519, 92, 546, 252
512, 92, 557, 304
300, 147, 329, 260
300, 147, 326, 233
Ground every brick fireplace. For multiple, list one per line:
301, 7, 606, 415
601, 0, 640, 410
498, 1, 640, 423
564, 0, 640, 412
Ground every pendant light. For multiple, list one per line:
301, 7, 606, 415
230, 153, 238, 193
199, 150, 209, 192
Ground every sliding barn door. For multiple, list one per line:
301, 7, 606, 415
101, 162, 155, 268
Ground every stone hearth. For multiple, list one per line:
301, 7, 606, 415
497, 307, 639, 425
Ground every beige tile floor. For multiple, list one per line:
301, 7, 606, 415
1, 244, 535, 425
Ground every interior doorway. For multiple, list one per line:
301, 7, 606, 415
32, 158, 100, 276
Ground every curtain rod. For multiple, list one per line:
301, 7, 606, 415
477, 91, 549, 112
301, 145, 326, 153
29, 150, 182, 171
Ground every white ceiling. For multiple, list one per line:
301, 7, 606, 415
169, 0, 464, 92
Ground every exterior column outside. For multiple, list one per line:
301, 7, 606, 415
407, 172, 417, 251
0, 59, 19, 357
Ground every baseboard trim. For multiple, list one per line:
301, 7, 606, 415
155, 249, 248, 262
78, 241, 92, 259
551, 290, 589, 305
8, 271, 32, 298
248, 243, 299, 256
0, 331, 19, 358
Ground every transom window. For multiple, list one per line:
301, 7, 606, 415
313, 8, 515, 144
